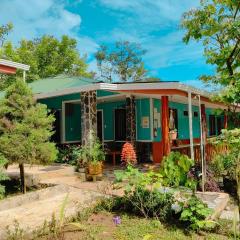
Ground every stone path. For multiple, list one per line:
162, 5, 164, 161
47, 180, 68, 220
0, 184, 103, 239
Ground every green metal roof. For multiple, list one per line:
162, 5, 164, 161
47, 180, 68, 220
0, 75, 97, 99
29, 75, 96, 94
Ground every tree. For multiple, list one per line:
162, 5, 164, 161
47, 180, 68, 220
0, 154, 8, 199
0, 28, 91, 89
0, 80, 58, 193
95, 41, 147, 82
0, 22, 13, 47
182, 0, 240, 123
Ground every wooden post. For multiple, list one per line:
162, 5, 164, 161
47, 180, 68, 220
224, 111, 228, 129
161, 96, 170, 156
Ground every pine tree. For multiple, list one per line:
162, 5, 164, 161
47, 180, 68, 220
0, 154, 8, 198
0, 80, 57, 193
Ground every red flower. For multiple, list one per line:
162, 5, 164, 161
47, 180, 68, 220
121, 142, 137, 165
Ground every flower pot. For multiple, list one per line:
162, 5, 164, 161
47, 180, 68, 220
88, 162, 103, 175
78, 167, 86, 173
169, 131, 177, 140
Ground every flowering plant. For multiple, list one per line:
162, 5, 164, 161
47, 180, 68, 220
121, 142, 137, 165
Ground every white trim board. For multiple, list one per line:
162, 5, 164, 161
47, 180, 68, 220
0, 59, 30, 71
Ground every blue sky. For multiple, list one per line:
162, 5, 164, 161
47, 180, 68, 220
0, 0, 214, 88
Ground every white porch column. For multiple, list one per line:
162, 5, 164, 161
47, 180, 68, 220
188, 91, 194, 160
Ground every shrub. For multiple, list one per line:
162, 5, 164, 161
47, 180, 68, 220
124, 188, 174, 221
179, 195, 215, 231
114, 165, 173, 221
56, 144, 82, 165
160, 152, 196, 190
121, 142, 137, 165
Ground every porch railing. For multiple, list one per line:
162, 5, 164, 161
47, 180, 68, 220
171, 141, 228, 162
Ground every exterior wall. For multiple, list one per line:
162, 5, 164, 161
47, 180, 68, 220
38, 93, 81, 143
169, 101, 200, 140
38, 93, 225, 145
97, 90, 119, 97
153, 99, 161, 142
136, 99, 152, 141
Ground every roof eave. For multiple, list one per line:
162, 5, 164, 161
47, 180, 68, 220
0, 59, 30, 71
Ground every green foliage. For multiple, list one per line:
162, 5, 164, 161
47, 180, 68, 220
211, 128, 240, 200
179, 196, 214, 231
182, 0, 240, 122
114, 165, 173, 221
83, 131, 105, 165
95, 41, 147, 82
0, 153, 8, 199
211, 128, 240, 180
114, 165, 163, 192
0, 80, 57, 192
56, 144, 86, 167
0, 32, 91, 90
0, 22, 13, 47
160, 152, 196, 189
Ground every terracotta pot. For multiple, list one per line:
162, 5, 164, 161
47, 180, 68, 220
88, 162, 103, 175
169, 131, 177, 140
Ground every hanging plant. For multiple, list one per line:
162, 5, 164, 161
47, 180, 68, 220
121, 142, 137, 165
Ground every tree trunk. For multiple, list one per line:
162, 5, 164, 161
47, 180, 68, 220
19, 163, 26, 194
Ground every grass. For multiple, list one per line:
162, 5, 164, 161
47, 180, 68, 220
6, 209, 235, 240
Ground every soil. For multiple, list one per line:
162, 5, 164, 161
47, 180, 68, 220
39, 212, 116, 240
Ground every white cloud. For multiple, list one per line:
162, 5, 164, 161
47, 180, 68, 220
96, 0, 205, 79
98, 0, 199, 27
0, 0, 97, 57
77, 36, 99, 56
143, 31, 204, 69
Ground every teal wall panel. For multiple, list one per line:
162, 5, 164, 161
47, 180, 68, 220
153, 99, 161, 142
136, 99, 151, 141
169, 102, 200, 139
38, 93, 81, 142
97, 100, 126, 140
38, 93, 81, 109
97, 90, 119, 97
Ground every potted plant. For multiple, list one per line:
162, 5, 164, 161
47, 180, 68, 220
169, 128, 178, 140
86, 131, 105, 176
74, 145, 88, 173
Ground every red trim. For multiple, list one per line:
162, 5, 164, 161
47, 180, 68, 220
224, 114, 228, 129
152, 142, 163, 163
201, 104, 207, 142
161, 96, 170, 156
0, 65, 16, 74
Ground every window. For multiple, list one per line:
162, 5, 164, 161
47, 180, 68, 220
209, 115, 216, 136
183, 110, 188, 116
115, 109, 126, 141
194, 111, 198, 117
